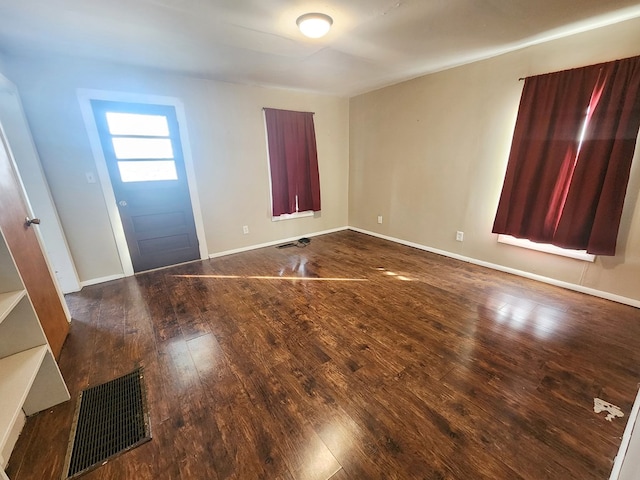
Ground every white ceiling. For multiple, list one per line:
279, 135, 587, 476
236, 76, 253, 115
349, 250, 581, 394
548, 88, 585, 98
1, 0, 640, 96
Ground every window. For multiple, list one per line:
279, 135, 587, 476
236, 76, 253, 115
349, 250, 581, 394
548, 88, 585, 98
497, 235, 595, 262
264, 108, 321, 218
492, 55, 640, 256
98, 109, 179, 183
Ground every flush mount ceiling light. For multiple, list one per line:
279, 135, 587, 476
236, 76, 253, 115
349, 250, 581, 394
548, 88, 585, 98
296, 13, 333, 38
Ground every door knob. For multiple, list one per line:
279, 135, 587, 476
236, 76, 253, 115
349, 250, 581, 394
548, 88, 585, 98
25, 217, 41, 227
118, 200, 128, 207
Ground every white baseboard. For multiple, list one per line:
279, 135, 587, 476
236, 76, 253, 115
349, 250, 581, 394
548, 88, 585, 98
348, 227, 640, 309
77, 227, 350, 286
77, 226, 640, 310
208, 226, 349, 259
79, 273, 126, 288
72, 225, 640, 476
348, 227, 640, 479
610, 387, 640, 480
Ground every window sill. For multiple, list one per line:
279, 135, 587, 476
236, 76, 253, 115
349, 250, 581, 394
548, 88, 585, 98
271, 211, 314, 222
497, 234, 595, 262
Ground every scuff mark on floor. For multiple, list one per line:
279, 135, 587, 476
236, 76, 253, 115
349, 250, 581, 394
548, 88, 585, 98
594, 398, 624, 422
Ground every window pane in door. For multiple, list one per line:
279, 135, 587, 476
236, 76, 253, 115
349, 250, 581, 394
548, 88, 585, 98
106, 112, 170, 136
112, 138, 174, 159
117, 160, 178, 182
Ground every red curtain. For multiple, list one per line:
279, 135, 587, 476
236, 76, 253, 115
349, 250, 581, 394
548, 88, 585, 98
492, 55, 640, 255
264, 108, 321, 216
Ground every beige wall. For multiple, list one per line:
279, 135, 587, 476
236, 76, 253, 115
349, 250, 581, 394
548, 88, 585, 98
4, 56, 349, 283
349, 16, 640, 302
3, 17, 640, 301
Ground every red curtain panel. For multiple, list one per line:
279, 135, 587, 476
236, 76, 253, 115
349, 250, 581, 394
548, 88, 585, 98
492, 55, 640, 255
264, 108, 321, 217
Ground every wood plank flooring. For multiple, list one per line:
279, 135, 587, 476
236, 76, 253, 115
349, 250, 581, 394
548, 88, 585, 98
7, 230, 640, 479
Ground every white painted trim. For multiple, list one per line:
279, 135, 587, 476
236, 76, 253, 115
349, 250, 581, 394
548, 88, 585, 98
262, 109, 318, 222
209, 227, 348, 259
263, 109, 275, 217
77, 91, 134, 277
69, 224, 640, 480
610, 387, 640, 480
348, 227, 640, 309
0, 123, 72, 322
272, 211, 314, 222
173, 102, 209, 262
76, 89, 209, 277
497, 234, 596, 262
77, 225, 640, 310
77, 227, 349, 283
79, 273, 126, 288
0, 75, 81, 294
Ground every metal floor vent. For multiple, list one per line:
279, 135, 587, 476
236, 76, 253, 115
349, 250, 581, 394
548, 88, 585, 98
62, 368, 151, 479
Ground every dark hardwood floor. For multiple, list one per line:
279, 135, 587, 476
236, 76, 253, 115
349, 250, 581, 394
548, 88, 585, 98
7, 230, 640, 479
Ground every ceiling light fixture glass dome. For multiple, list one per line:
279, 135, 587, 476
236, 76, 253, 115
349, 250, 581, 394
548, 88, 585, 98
296, 13, 333, 38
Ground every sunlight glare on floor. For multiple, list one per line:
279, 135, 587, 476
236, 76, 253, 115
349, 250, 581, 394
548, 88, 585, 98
375, 266, 413, 281
172, 274, 368, 282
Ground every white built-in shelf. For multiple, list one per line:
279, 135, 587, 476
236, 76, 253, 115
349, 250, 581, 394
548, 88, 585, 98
0, 290, 26, 325
0, 227, 70, 474
0, 126, 70, 477
0, 345, 47, 453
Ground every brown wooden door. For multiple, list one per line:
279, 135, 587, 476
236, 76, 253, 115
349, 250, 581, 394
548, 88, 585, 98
91, 101, 200, 273
0, 130, 69, 358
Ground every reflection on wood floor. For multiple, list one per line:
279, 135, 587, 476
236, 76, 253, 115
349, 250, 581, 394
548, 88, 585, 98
7, 230, 640, 479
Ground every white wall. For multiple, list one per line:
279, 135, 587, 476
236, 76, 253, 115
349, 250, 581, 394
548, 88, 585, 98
349, 16, 640, 304
0, 57, 80, 294
5, 18, 640, 302
619, 418, 640, 479
4, 55, 350, 284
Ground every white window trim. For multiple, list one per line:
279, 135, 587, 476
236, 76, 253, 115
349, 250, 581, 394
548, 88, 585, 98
263, 109, 320, 222
271, 211, 314, 222
497, 234, 595, 262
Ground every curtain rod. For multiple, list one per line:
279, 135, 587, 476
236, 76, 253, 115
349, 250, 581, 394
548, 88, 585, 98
262, 107, 315, 114
516, 55, 637, 82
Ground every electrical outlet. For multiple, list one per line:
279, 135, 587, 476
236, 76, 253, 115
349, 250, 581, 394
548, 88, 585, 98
377, 215, 383, 224
456, 231, 464, 242
243, 225, 249, 235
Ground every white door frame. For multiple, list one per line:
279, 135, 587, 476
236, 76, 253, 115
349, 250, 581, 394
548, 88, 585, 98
0, 74, 81, 296
77, 89, 209, 277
